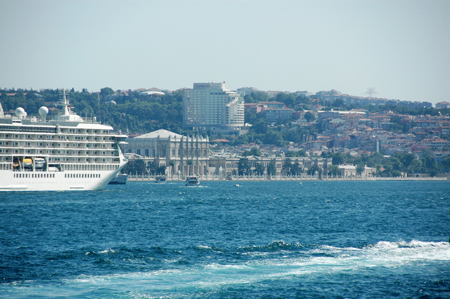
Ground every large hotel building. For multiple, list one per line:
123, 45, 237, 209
183, 82, 244, 135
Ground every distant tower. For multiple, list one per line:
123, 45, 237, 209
182, 82, 244, 132
365, 88, 377, 98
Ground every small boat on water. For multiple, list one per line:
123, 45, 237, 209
185, 176, 200, 186
108, 173, 128, 185
155, 176, 167, 183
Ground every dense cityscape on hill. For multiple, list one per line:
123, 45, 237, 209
1, 85, 449, 178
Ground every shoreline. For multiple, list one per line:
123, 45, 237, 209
128, 176, 448, 182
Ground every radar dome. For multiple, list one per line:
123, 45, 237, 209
39, 106, 49, 117
15, 107, 27, 118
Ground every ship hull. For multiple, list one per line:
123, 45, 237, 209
0, 167, 124, 191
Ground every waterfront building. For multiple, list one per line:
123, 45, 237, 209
124, 129, 209, 176
338, 164, 376, 177
183, 82, 244, 135
208, 155, 331, 178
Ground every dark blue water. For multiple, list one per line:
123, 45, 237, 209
1, 181, 449, 298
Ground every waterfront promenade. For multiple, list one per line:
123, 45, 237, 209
128, 174, 448, 182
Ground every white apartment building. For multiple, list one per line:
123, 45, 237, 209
183, 82, 244, 135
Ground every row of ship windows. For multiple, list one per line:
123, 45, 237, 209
1, 144, 111, 151
60, 129, 109, 134
0, 134, 112, 141
60, 164, 119, 171
0, 127, 110, 135
0, 164, 13, 170
49, 158, 116, 163
0, 141, 112, 147
64, 173, 101, 179
0, 149, 112, 156
14, 173, 55, 178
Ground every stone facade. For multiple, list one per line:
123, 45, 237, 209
124, 129, 210, 176
208, 156, 332, 177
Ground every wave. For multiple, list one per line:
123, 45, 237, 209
85, 248, 117, 256
238, 240, 305, 252
2, 240, 448, 298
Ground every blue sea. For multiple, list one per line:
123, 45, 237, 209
1, 181, 449, 298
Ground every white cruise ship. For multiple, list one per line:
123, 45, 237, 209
0, 90, 128, 191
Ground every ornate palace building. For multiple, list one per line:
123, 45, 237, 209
124, 129, 209, 176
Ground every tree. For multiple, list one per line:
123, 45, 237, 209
122, 159, 147, 175
297, 149, 307, 157
439, 155, 450, 172
252, 91, 270, 102
423, 155, 438, 176
392, 170, 402, 177
252, 118, 269, 134
356, 163, 365, 175
285, 151, 297, 157
409, 159, 423, 174
264, 130, 284, 146
266, 161, 276, 176
283, 128, 304, 144
245, 108, 258, 124
156, 165, 166, 175
100, 87, 115, 97
331, 153, 345, 165
307, 165, 321, 176
395, 153, 415, 172
304, 112, 315, 122
238, 158, 251, 176
242, 147, 262, 157
290, 161, 302, 175
328, 165, 341, 177
244, 94, 258, 103
254, 162, 265, 175
333, 98, 345, 108
282, 158, 292, 175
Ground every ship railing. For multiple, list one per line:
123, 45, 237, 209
41, 115, 100, 124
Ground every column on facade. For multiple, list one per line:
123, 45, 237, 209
195, 135, 199, 175
180, 136, 185, 176
167, 135, 171, 175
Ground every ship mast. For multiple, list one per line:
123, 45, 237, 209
62, 89, 70, 116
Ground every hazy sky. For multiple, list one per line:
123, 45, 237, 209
1, 0, 449, 103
